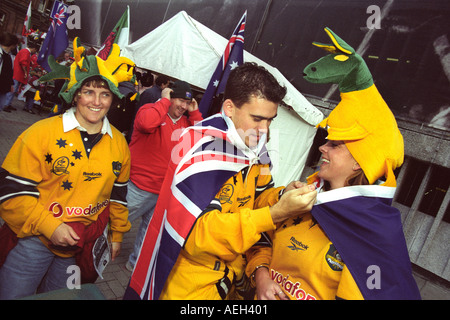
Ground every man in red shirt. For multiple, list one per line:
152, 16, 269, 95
125, 80, 203, 271
3, 42, 39, 112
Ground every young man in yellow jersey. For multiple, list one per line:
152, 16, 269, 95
125, 62, 317, 300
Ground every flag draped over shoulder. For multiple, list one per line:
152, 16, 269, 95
198, 11, 246, 118
310, 183, 421, 300
37, 1, 68, 72
124, 113, 271, 300
97, 6, 130, 60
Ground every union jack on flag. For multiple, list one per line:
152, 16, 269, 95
124, 112, 271, 300
198, 11, 247, 117
51, 6, 66, 29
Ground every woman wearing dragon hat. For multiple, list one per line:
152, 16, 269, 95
247, 28, 420, 300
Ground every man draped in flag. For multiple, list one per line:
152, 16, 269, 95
37, 1, 68, 72
198, 11, 246, 118
97, 6, 130, 60
124, 62, 317, 300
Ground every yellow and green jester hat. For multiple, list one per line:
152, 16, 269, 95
40, 37, 136, 104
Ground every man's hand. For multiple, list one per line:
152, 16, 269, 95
187, 98, 198, 112
270, 184, 317, 224
161, 87, 173, 100
284, 180, 306, 193
50, 223, 80, 247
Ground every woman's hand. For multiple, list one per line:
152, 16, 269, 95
50, 223, 80, 247
111, 242, 121, 261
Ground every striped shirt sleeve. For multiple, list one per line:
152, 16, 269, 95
0, 168, 40, 205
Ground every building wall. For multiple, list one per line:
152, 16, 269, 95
0, 0, 54, 36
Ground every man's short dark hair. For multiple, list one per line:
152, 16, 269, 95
0, 32, 19, 47
224, 62, 286, 108
28, 42, 40, 50
140, 72, 154, 87
155, 74, 170, 87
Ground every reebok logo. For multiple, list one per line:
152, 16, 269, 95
83, 171, 102, 181
287, 236, 309, 251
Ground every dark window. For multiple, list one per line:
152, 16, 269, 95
418, 164, 449, 221
396, 158, 428, 207
397, 158, 449, 223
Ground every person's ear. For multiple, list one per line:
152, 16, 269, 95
222, 99, 234, 118
352, 162, 361, 171
73, 92, 80, 105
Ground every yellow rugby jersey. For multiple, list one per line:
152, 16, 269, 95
247, 212, 363, 300
160, 164, 283, 300
0, 112, 131, 256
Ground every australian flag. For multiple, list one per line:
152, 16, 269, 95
37, 1, 69, 72
198, 11, 247, 118
124, 113, 270, 300
311, 182, 421, 300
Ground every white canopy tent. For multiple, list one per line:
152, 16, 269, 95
121, 11, 324, 186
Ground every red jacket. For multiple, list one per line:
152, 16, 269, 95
13, 48, 32, 84
0, 206, 110, 284
129, 98, 203, 194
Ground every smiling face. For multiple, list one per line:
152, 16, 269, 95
318, 140, 360, 190
168, 98, 191, 119
223, 95, 278, 148
74, 81, 114, 133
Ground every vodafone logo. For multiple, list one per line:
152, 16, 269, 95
49, 202, 64, 218
49, 200, 109, 218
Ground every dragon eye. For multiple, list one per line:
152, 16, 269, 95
311, 67, 317, 72
334, 55, 349, 61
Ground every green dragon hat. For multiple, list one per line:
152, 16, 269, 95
40, 37, 136, 104
303, 27, 373, 93
303, 27, 404, 187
